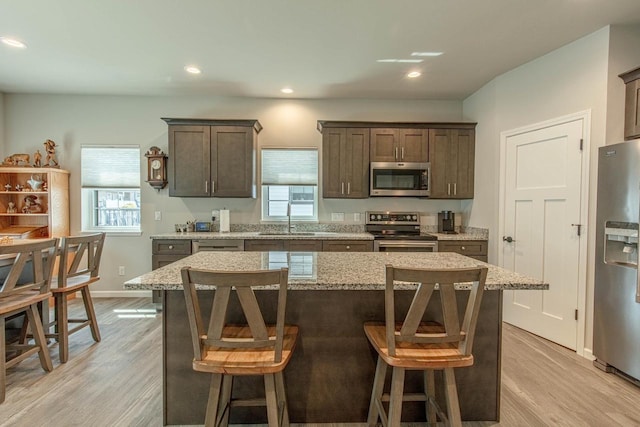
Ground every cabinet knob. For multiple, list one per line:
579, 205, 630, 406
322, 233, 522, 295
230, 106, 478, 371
168, 245, 174, 250
461, 246, 466, 250
346, 245, 351, 250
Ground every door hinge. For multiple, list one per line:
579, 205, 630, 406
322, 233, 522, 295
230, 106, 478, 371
579, 139, 583, 151
575, 309, 578, 320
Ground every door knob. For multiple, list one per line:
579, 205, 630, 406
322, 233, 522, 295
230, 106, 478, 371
503, 236, 515, 243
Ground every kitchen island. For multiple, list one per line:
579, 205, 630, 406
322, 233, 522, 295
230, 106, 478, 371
125, 251, 546, 425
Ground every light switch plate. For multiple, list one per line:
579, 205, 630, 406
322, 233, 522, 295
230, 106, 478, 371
353, 213, 361, 222
331, 212, 345, 222
154, 211, 161, 221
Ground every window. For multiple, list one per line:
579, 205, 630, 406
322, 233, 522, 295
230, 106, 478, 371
81, 146, 141, 233
261, 148, 318, 221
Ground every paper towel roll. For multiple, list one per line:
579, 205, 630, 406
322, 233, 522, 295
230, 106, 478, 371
220, 209, 230, 233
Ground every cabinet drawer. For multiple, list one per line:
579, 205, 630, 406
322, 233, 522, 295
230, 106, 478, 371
152, 239, 192, 255
244, 240, 286, 251
288, 240, 323, 252
322, 240, 373, 252
439, 240, 487, 256
152, 254, 189, 270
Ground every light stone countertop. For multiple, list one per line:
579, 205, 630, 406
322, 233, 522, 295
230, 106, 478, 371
125, 251, 546, 291
151, 231, 374, 240
429, 232, 489, 241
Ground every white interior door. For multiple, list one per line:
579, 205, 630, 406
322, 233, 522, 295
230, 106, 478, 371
501, 118, 585, 350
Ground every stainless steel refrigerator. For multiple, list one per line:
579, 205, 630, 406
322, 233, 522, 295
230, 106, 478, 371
594, 139, 640, 383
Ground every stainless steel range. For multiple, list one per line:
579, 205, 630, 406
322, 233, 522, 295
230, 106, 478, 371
366, 211, 438, 252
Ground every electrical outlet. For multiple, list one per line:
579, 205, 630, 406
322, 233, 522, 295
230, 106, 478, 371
331, 212, 345, 222
118, 266, 125, 276
154, 211, 161, 221
353, 213, 361, 222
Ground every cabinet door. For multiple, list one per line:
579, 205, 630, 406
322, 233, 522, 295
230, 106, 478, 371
344, 128, 370, 198
322, 240, 373, 252
624, 79, 640, 140
169, 125, 211, 197
453, 129, 475, 198
399, 129, 428, 162
322, 128, 347, 198
370, 128, 399, 162
211, 126, 255, 197
288, 240, 323, 251
428, 129, 452, 198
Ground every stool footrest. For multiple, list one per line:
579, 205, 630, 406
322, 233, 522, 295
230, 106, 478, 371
381, 392, 427, 403
230, 397, 267, 407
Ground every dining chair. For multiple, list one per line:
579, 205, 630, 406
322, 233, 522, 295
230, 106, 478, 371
364, 264, 488, 427
48, 232, 105, 363
0, 238, 58, 403
180, 266, 298, 427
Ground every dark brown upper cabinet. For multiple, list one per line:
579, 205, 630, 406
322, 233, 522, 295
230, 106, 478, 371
370, 128, 428, 162
162, 118, 261, 197
321, 127, 370, 198
620, 66, 640, 141
429, 128, 475, 199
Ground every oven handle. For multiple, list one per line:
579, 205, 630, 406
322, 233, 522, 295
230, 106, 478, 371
376, 241, 438, 248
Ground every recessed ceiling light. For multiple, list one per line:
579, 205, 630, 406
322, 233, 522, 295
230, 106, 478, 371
411, 52, 443, 57
1, 37, 27, 49
281, 87, 294, 94
184, 65, 201, 74
377, 59, 423, 63
407, 71, 422, 78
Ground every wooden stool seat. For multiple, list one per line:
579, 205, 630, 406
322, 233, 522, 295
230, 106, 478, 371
365, 265, 488, 427
49, 275, 99, 294
0, 291, 50, 316
181, 266, 297, 427
194, 325, 298, 375
364, 322, 474, 369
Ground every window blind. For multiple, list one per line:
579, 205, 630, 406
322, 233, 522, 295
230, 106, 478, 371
81, 146, 141, 188
261, 148, 318, 186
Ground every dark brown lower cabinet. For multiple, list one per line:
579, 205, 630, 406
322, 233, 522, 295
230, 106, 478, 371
438, 240, 487, 262
322, 240, 373, 252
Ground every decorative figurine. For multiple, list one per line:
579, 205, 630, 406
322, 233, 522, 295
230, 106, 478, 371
27, 175, 43, 191
4, 184, 11, 192
6, 202, 16, 213
22, 195, 43, 213
43, 139, 59, 167
2, 153, 30, 166
14, 184, 23, 192
33, 149, 42, 167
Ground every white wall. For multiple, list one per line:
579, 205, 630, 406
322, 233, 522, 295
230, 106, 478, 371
462, 27, 611, 356
2, 95, 463, 293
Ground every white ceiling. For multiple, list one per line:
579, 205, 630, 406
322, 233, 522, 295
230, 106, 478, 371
1, 0, 640, 100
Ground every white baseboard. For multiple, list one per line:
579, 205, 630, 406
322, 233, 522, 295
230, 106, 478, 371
583, 348, 596, 361
90, 290, 152, 298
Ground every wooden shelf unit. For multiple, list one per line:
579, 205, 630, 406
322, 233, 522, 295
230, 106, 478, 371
0, 167, 70, 238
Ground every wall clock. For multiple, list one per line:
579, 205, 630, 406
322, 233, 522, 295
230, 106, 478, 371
145, 146, 168, 190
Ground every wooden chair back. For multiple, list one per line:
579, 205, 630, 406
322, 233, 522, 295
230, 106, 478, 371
384, 264, 488, 357
0, 239, 58, 298
181, 267, 289, 363
57, 233, 105, 287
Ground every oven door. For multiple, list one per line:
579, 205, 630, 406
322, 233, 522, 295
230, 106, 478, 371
374, 240, 438, 252
370, 162, 430, 196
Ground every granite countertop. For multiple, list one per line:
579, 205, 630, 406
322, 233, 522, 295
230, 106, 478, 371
125, 251, 546, 291
151, 231, 374, 240
429, 232, 488, 241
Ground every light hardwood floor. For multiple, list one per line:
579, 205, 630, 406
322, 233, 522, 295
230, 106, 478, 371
2, 297, 639, 426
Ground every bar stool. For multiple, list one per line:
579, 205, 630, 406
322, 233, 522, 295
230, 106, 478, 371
0, 238, 58, 403
48, 232, 105, 363
180, 266, 298, 427
364, 264, 488, 427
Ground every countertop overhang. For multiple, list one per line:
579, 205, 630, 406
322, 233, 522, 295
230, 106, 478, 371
150, 231, 488, 241
126, 251, 547, 291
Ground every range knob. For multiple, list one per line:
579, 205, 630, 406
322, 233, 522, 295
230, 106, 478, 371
412, 215, 417, 220
370, 214, 376, 221
377, 214, 382, 220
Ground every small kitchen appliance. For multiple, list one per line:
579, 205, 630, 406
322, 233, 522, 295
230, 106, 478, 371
194, 221, 212, 232
366, 211, 437, 252
438, 211, 457, 234
369, 162, 430, 197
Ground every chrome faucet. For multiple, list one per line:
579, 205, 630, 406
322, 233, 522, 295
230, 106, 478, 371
287, 202, 295, 234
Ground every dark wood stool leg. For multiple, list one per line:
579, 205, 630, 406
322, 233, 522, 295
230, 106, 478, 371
1, 316, 6, 403
367, 355, 387, 426
205, 373, 223, 427
56, 294, 69, 363
275, 371, 289, 427
81, 287, 101, 342
264, 373, 279, 426
424, 369, 437, 426
26, 304, 53, 372
388, 366, 405, 427
443, 367, 462, 427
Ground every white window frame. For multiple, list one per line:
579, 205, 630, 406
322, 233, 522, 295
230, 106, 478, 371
81, 145, 141, 235
260, 148, 318, 223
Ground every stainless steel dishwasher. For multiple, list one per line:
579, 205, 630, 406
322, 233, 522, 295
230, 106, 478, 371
192, 239, 245, 252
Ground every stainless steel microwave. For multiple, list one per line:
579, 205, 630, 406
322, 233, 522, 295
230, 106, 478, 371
370, 162, 430, 197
